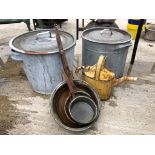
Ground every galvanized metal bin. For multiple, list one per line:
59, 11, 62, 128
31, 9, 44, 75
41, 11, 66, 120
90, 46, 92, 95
82, 27, 132, 78
9, 29, 76, 94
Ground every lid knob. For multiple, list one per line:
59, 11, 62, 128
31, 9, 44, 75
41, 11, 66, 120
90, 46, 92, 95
100, 29, 113, 35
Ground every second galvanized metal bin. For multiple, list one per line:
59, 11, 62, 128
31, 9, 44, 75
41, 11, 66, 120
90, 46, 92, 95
82, 27, 132, 78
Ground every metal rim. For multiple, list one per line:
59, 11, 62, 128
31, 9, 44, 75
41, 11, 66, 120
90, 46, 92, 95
9, 29, 76, 55
64, 90, 91, 125
82, 27, 132, 45
50, 80, 101, 132
68, 95, 98, 124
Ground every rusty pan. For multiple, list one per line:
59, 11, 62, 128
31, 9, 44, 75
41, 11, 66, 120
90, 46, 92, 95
50, 80, 101, 132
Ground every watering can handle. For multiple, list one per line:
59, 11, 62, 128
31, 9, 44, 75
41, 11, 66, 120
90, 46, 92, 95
95, 55, 105, 80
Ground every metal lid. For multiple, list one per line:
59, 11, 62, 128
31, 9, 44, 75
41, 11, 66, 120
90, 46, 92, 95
82, 27, 131, 44
9, 29, 75, 54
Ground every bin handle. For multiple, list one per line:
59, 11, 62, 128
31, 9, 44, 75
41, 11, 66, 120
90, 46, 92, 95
11, 50, 23, 61
95, 55, 105, 80
114, 43, 132, 51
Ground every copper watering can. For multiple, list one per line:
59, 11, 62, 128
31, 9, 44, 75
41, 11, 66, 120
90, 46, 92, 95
76, 55, 137, 101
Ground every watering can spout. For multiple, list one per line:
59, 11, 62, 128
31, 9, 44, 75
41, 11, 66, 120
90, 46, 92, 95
113, 76, 138, 87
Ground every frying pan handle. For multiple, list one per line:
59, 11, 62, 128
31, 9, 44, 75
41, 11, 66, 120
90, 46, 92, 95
95, 55, 105, 80
55, 25, 77, 97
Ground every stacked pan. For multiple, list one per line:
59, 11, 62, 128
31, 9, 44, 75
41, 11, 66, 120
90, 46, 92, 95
50, 80, 101, 132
